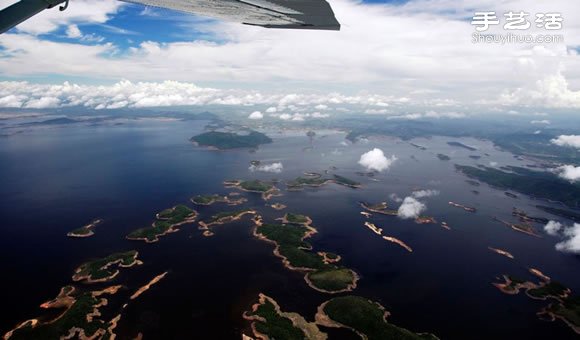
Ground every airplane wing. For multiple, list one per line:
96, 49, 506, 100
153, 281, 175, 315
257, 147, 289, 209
0, 0, 340, 35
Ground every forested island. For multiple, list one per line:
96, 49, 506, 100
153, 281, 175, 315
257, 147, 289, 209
190, 130, 272, 149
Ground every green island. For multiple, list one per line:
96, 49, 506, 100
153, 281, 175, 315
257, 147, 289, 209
360, 201, 398, 216
190, 194, 246, 206
224, 179, 280, 200
67, 219, 103, 238
536, 205, 580, 223
279, 212, 312, 225
243, 293, 327, 340
315, 296, 439, 340
4, 286, 123, 340
72, 250, 141, 283
190, 130, 272, 150
447, 141, 477, 151
286, 174, 360, 190
437, 153, 451, 161
199, 208, 257, 236
254, 220, 358, 293
493, 275, 580, 334
455, 165, 580, 208
127, 205, 198, 243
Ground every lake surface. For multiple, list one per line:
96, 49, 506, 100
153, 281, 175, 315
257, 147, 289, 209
1, 119, 579, 339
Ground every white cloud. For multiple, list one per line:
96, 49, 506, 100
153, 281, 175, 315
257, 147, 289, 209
397, 197, 426, 219
389, 193, 403, 203
551, 135, 580, 148
265, 106, 277, 113
2, 0, 579, 108
489, 161, 499, 167
249, 162, 283, 173
66, 25, 82, 39
411, 189, 439, 198
248, 111, 263, 119
531, 120, 551, 125
311, 112, 330, 118
358, 148, 397, 172
24, 96, 60, 109
544, 220, 563, 236
314, 104, 328, 110
279, 113, 292, 120
546, 222, 580, 254
555, 165, 580, 182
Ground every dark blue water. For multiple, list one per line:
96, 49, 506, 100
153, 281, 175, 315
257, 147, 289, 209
0, 121, 579, 339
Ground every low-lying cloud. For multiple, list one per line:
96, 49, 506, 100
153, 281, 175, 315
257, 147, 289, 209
411, 189, 440, 198
249, 162, 283, 173
551, 135, 580, 148
397, 197, 426, 219
248, 111, 263, 119
555, 165, 580, 182
358, 148, 397, 172
544, 221, 580, 254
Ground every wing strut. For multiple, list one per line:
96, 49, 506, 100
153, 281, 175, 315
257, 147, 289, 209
0, 0, 67, 34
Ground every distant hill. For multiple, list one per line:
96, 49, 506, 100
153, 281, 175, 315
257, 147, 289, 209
190, 130, 272, 150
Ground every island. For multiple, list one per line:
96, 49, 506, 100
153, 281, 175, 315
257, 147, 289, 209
252, 217, 358, 293
359, 201, 398, 216
286, 174, 361, 190
315, 296, 439, 339
67, 219, 103, 238
536, 205, 580, 223
4, 285, 124, 340
190, 194, 247, 206
493, 272, 580, 334
455, 165, 580, 208
277, 212, 312, 226
224, 179, 280, 200
382, 236, 413, 252
243, 293, 328, 340
488, 247, 514, 259
492, 217, 540, 237
127, 205, 198, 243
130, 272, 168, 300
437, 154, 450, 161
448, 201, 477, 213
190, 130, 272, 150
198, 209, 257, 236
270, 203, 287, 210
440, 221, 451, 230
72, 250, 142, 283
447, 141, 477, 151
415, 216, 436, 224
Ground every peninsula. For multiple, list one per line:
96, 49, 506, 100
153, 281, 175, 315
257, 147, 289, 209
72, 250, 142, 283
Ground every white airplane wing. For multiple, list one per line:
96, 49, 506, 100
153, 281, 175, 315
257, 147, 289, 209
0, 0, 340, 34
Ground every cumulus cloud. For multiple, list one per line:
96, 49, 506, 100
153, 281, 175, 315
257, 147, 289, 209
265, 107, 277, 113
531, 120, 551, 125
544, 220, 563, 236
249, 162, 283, 173
389, 193, 403, 203
411, 189, 439, 198
545, 221, 580, 254
556, 223, 580, 253
279, 113, 292, 120
551, 135, 580, 148
555, 165, 580, 182
397, 197, 426, 219
358, 148, 397, 172
248, 111, 263, 119
66, 25, 83, 39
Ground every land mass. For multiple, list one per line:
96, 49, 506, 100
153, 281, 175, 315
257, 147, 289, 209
190, 130, 272, 150
67, 219, 103, 238
127, 205, 198, 243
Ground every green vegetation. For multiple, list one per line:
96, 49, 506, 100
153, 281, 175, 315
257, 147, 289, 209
306, 268, 357, 292
284, 213, 309, 225
246, 298, 306, 340
8, 293, 114, 340
190, 130, 272, 149
321, 296, 438, 340
256, 223, 356, 292
191, 194, 221, 205
528, 281, 569, 299
333, 174, 361, 187
549, 296, 580, 330
67, 219, 102, 237
455, 165, 580, 208
536, 205, 580, 223
491, 132, 579, 165
239, 180, 273, 192
127, 205, 196, 242
326, 252, 339, 260
437, 154, 450, 161
447, 141, 477, 151
73, 251, 139, 282
207, 209, 253, 223
287, 176, 328, 188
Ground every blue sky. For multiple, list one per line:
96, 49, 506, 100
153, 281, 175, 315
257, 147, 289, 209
0, 0, 579, 111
